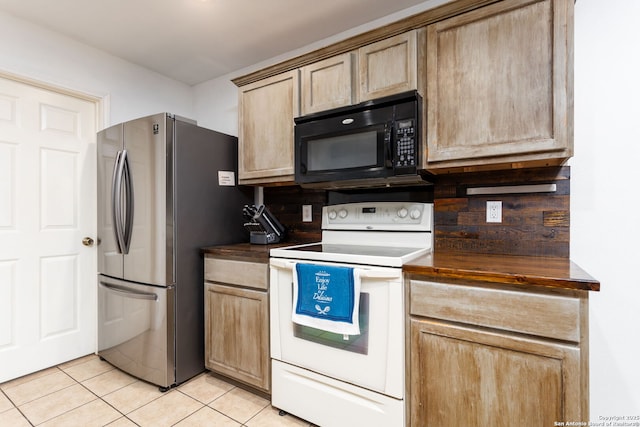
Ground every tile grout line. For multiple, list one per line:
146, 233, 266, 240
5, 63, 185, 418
25, 367, 103, 426
3, 357, 300, 426
173, 386, 243, 426
8, 367, 80, 425
9, 360, 136, 426
62, 358, 145, 426
0, 387, 35, 427
74, 372, 133, 425
51, 365, 146, 426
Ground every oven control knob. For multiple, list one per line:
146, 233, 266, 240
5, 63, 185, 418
328, 210, 337, 220
397, 207, 408, 218
410, 208, 422, 219
338, 209, 348, 219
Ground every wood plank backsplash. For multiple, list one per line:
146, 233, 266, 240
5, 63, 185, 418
263, 166, 570, 258
264, 186, 327, 243
432, 166, 570, 258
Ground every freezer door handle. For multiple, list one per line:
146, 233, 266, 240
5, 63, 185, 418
99, 281, 158, 301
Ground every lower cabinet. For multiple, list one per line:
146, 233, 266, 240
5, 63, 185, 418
204, 256, 270, 393
407, 278, 589, 426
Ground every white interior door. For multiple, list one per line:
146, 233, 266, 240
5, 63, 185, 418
0, 75, 99, 383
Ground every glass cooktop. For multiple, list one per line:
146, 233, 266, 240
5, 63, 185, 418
270, 242, 429, 267
283, 243, 423, 258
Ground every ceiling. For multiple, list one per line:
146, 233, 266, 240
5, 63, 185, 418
0, 0, 438, 85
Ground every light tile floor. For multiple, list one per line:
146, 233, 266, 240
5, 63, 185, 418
0, 354, 312, 427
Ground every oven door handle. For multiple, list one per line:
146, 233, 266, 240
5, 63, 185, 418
270, 259, 401, 280
358, 270, 401, 280
270, 259, 297, 270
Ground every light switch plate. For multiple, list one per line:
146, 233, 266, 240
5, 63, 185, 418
302, 204, 313, 222
486, 201, 502, 223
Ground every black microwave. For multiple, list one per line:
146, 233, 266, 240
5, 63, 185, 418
294, 90, 429, 189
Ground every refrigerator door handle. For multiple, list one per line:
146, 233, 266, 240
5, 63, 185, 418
99, 281, 158, 301
111, 150, 125, 254
121, 150, 134, 254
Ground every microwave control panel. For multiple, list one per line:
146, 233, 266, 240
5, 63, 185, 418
394, 119, 416, 169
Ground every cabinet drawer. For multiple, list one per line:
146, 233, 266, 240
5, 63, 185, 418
409, 280, 581, 342
204, 257, 268, 290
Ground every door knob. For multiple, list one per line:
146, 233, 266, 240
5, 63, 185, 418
82, 237, 95, 247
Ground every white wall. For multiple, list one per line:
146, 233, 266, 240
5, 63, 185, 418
0, 11, 193, 127
192, 76, 239, 137
572, 0, 640, 417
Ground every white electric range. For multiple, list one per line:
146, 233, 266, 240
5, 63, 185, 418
269, 201, 433, 427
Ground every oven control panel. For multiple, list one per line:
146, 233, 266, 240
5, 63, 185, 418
323, 202, 433, 231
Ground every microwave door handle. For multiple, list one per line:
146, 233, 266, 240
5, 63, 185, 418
385, 122, 394, 169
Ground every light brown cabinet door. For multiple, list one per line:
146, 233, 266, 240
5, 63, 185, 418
426, 0, 573, 169
300, 52, 355, 116
205, 282, 270, 392
358, 30, 418, 102
238, 70, 298, 184
409, 318, 582, 427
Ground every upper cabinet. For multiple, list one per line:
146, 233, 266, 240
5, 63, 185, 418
300, 52, 355, 116
238, 70, 299, 185
358, 30, 420, 102
425, 0, 574, 172
238, 30, 421, 185
300, 30, 421, 117
233, 0, 575, 184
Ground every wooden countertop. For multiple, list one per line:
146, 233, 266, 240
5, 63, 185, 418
404, 251, 600, 292
201, 242, 298, 263
203, 244, 600, 292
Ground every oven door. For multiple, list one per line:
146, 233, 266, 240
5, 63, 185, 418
269, 258, 404, 398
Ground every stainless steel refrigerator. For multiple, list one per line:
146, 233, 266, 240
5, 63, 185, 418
97, 113, 250, 390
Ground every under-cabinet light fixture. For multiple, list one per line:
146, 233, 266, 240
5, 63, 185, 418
466, 183, 557, 196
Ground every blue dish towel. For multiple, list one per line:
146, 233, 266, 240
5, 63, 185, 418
292, 263, 361, 336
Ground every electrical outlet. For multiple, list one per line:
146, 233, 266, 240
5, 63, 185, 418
302, 204, 312, 222
486, 201, 502, 223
